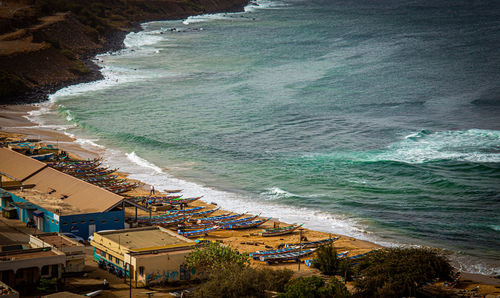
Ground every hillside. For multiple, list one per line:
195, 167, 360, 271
0, 0, 249, 104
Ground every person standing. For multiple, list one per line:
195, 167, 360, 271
150, 185, 155, 196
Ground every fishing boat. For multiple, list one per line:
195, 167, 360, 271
250, 246, 300, 259
261, 224, 303, 237
187, 213, 243, 223
165, 206, 204, 214
188, 208, 220, 217
250, 237, 339, 259
284, 237, 339, 249
180, 214, 256, 230
222, 218, 271, 230
259, 248, 317, 264
153, 216, 187, 226
30, 153, 54, 161
138, 195, 183, 201
177, 225, 220, 238
165, 196, 202, 205
139, 214, 185, 224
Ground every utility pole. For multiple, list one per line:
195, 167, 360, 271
298, 228, 303, 271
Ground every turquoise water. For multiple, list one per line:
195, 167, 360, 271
40, 0, 499, 273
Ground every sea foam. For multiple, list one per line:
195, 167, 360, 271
377, 129, 500, 164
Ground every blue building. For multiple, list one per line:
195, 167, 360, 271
0, 148, 128, 239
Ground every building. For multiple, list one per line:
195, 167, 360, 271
0, 148, 127, 239
29, 233, 85, 273
91, 227, 198, 287
0, 247, 65, 291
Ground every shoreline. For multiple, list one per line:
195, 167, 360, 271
0, 0, 250, 104
1, 105, 500, 294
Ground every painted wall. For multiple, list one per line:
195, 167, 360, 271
130, 250, 200, 287
5, 190, 124, 239
8, 192, 59, 233
60, 210, 124, 239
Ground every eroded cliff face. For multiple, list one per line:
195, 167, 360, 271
0, 0, 248, 104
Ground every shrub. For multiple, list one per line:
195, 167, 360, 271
353, 247, 453, 298
337, 258, 354, 282
184, 242, 249, 274
312, 243, 339, 275
195, 263, 293, 298
279, 276, 350, 298
37, 277, 57, 293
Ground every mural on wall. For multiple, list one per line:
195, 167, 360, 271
146, 269, 179, 286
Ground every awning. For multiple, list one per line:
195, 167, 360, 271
10, 201, 38, 210
33, 210, 44, 217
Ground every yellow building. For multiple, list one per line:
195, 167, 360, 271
90, 227, 198, 287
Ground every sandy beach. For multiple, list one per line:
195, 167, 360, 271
1, 104, 499, 297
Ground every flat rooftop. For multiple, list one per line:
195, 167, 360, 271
9, 188, 84, 215
37, 233, 80, 248
0, 248, 59, 261
98, 227, 192, 250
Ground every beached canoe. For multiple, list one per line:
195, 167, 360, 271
179, 214, 255, 230
259, 248, 317, 264
222, 218, 271, 230
187, 213, 244, 223
284, 237, 339, 249
177, 225, 220, 238
153, 216, 187, 226
261, 224, 303, 237
250, 237, 339, 259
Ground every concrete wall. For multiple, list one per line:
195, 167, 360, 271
29, 234, 85, 273
8, 192, 59, 233
60, 210, 124, 239
128, 249, 197, 287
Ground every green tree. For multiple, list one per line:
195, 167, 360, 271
353, 247, 453, 298
312, 243, 339, 275
279, 276, 351, 298
184, 242, 249, 274
195, 263, 293, 298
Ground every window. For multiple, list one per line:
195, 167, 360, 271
62, 222, 68, 225
81, 220, 87, 224
114, 219, 119, 222
139, 266, 144, 276
51, 219, 54, 223
95, 248, 101, 255
72, 221, 77, 225
115, 257, 120, 264
101, 220, 106, 224
46, 216, 50, 220
90, 220, 95, 224
108, 254, 112, 261
100, 251, 105, 257
41, 265, 49, 276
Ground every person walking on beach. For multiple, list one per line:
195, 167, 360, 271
150, 185, 155, 196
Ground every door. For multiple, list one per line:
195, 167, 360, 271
89, 224, 96, 239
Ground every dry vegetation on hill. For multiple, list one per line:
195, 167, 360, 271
0, 0, 248, 103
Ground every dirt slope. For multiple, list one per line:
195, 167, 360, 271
0, 0, 249, 104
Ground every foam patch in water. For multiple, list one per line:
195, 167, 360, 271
378, 129, 500, 163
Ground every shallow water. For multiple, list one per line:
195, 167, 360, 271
33, 0, 500, 274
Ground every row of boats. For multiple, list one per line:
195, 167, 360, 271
48, 158, 138, 194
133, 203, 305, 239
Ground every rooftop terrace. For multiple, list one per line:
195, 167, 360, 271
97, 227, 193, 251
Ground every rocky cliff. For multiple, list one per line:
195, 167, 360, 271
0, 0, 249, 104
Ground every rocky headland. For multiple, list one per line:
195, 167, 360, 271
0, 0, 249, 104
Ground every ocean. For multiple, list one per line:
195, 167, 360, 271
30, 0, 499, 274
